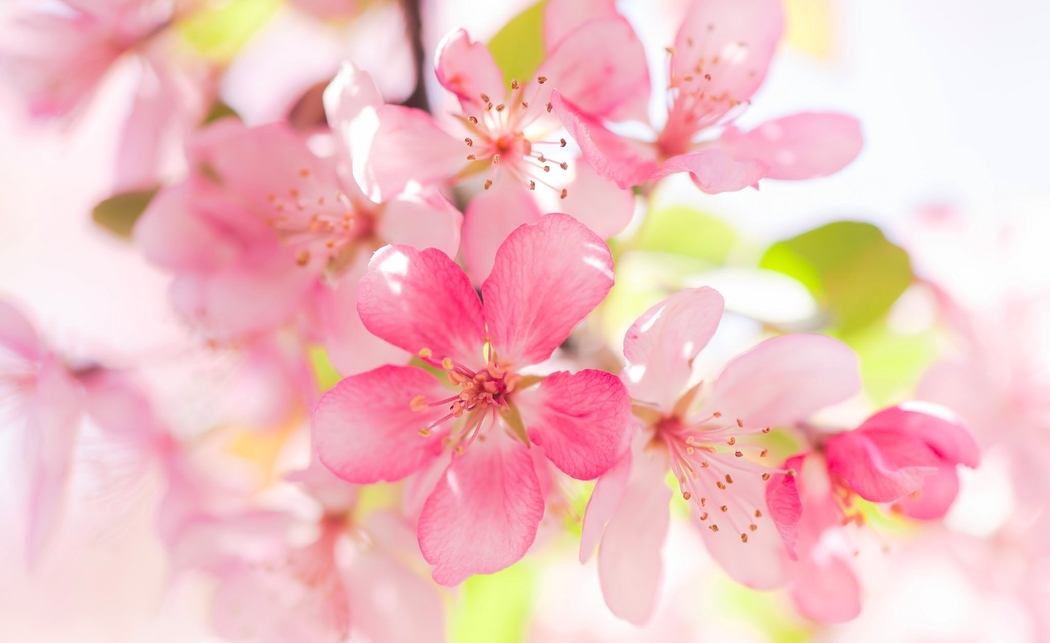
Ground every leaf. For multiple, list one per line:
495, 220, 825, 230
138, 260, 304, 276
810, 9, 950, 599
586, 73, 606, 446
759, 221, 913, 333
637, 205, 739, 264
452, 561, 536, 643
92, 188, 158, 239
177, 0, 280, 63
488, 1, 547, 91
308, 346, 343, 393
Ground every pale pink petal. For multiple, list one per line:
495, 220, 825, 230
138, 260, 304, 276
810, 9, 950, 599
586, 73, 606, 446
653, 149, 768, 194
344, 550, 445, 643
824, 428, 940, 503
917, 359, 999, 436
792, 554, 861, 624
355, 104, 465, 202
857, 402, 980, 468
80, 370, 165, 444
539, 17, 651, 122
579, 449, 632, 563
553, 91, 659, 189
113, 60, 174, 190
378, 190, 463, 259
323, 61, 384, 171
23, 358, 84, 564
435, 28, 506, 111
596, 446, 671, 626
483, 214, 614, 366
543, 0, 618, 51
543, 161, 635, 240
133, 182, 241, 273
289, 0, 358, 19
462, 178, 542, 285
706, 334, 861, 429
357, 245, 485, 366
0, 298, 40, 361
313, 365, 448, 484
622, 287, 724, 413
696, 468, 788, 590
894, 463, 960, 521
671, 0, 784, 106
718, 113, 863, 180
517, 369, 631, 480
418, 434, 544, 585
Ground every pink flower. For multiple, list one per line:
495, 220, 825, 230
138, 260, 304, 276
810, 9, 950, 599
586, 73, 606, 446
552, 0, 863, 192
342, 8, 647, 280
579, 288, 862, 624
136, 82, 462, 374
313, 214, 631, 584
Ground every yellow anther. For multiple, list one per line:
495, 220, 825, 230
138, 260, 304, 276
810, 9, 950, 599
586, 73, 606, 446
418, 427, 431, 437
419, 348, 433, 359
441, 357, 454, 370
410, 395, 428, 412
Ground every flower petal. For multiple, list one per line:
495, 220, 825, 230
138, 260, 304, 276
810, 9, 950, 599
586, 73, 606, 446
418, 434, 544, 585
0, 298, 40, 361
552, 91, 659, 189
857, 401, 980, 468
622, 287, 724, 413
483, 214, 614, 366
894, 463, 960, 521
791, 553, 862, 624
706, 334, 861, 429
543, 0, 618, 51
536, 160, 635, 241
462, 179, 542, 285
596, 446, 671, 626
377, 190, 464, 259
344, 550, 445, 643
323, 61, 384, 171
579, 449, 632, 564
653, 149, 769, 194
357, 245, 486, 366
766, 464, 802, 559
518, 369, 631, 480
718, 113, 863, 180
435, 28, 506, 112
313, 365, 448, 484
824, 427, 940, 503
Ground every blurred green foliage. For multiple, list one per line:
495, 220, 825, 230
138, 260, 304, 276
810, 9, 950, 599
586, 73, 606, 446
452, 562, 537, 643
308, 346, 342, 392
178, 0, 280, 63
92, 188, 158, 239
488, 1, 547, 91
637, 205, 739, 264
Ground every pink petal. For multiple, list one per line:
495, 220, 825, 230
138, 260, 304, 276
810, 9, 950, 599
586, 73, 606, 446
113, 60, 174, 191
718, 113, 863, 180
543, 0, 619, 51
23, 358, 84, 565
579, 449, 632, 564
552, 90, 659, 189
671, 0, 784, 106
357, 245, 486, 367
541, 160, 635, 240
824, 428, 940, 503
80, 370, 165, 444
323, 61, 384, 171
133, 182, 241, 273
539, 17, 651, 123
435, 28, 506, 112
894, 463, 960, 521
857, 402, 980, 468
378, 190, 463, 259
517, 369, 631, 480
0, 298, 40, 361
766, 462, 802, 559
622, 287, 725, 413
355, 104, 465, 202
313, 365, 448, 484
653, 149, 769, 194
418, 434, 544, 585
462, 179, 542, 285
482, 214, 614, 366
344, 550, 446, 643
706, 334, 861, 429
596, 446, 671, 626
792, 554, 862, 624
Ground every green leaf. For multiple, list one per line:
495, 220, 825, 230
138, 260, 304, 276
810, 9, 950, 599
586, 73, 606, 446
308, 346, 343, 392
759, 221, 913, 333
452, 561, 536, 643
177, 0, 280, 63
91, 188, 158, 239
488, 1, 547, 91
847, 322, 939, 405
637, 205, 739, 264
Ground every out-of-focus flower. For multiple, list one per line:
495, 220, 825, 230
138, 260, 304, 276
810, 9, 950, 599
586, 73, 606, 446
553, 0, 862, 193
313, 214, 631, 584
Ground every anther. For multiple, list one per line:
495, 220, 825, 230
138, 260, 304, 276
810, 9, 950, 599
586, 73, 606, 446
754, 510, 762, 518
736, 418, 744, 427
543, 166, 550, 172
495, 104, 505, 112
521, 101, 529, 108
492, 154, 501, 164
295, 250, 310, 266
418, 427, 431, 437
724, 474, 733, 484
410, 395, 428, 412
546, 102, 552, 112
740, 533, 748, 543
716, 481, 726, 490
749, 524, 757, 531
727, 437, 736, 445
699, 511, 708, 520
511, 79, 519, 90
419, 348, 433, 359
480, 93, 490, 103
709, 524, 719, 532
529, 181, 536, 190
700, 497, 706, 507
760, 449, 768, 458
683, 491, 692, 500
720, 505, 728, 512
468, 116, 479, 124
559, 189, 568, 199
537, 76, 547, 84
559, 138, 566, 147
299, 168, 310, 177
713, 411, 722, 418
466, 154, 476, 160
559, 162, 568, 170
761, 473, 771, 481
441, 357, 454, 370
484, 179, 493, 190
762, 427, 771, 434
735, 451, 743, 458
465, 137, 473, 146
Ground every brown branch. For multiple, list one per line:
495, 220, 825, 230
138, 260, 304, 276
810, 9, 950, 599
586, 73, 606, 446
400, 0, 430, 112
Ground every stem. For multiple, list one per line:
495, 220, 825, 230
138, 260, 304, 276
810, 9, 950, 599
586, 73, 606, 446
400, 0, 430, 112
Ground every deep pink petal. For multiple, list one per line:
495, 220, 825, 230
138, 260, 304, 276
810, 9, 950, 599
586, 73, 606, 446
435, 28, 506, 112
0, 298, 40, 361
766, 465, 802, 559
671, 0, 784, 105
552, 91, 659, 189
718, 113, 863, 180
483, 214, 614, 366
539, 17, 651, 122
377, 190, 463, 259
706, 334, 861, 429
462, 179, 542, 285
344, 550, 445, 643
824, 428, 940, 503
622, 287, 724, 414
856, 402, 980, 468
418, 435, 544, 585
517, 369, 631, 480
653, 149, 769, 194
543, 0, 618, 50
579, 449, 632, 564
596, 446, 671, 626
313, 365, 448, 484
357, 245, 486, 366
542, 160, 635, 240
894, 463, 960, 521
